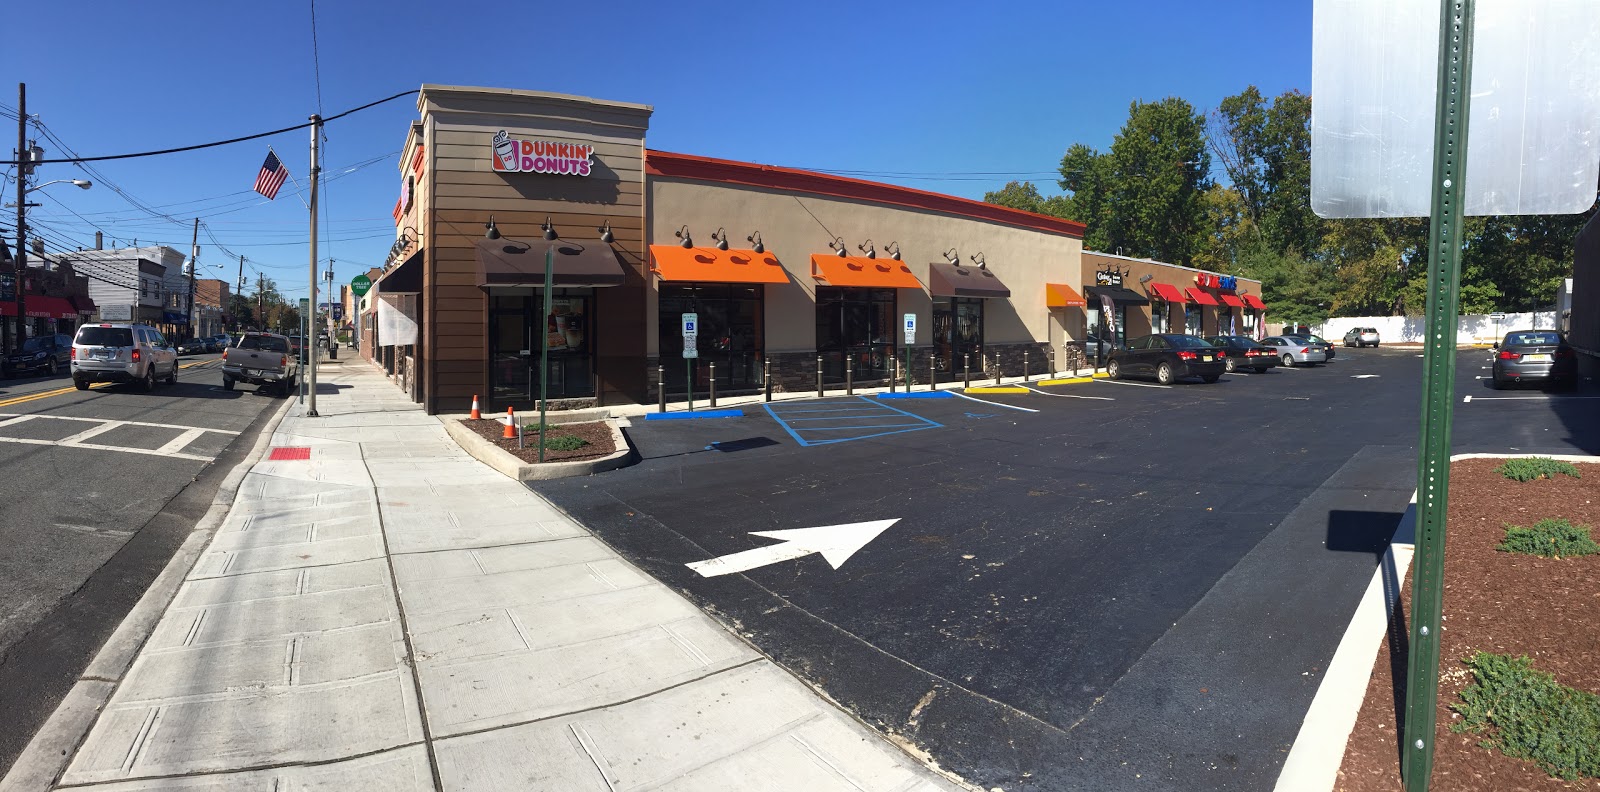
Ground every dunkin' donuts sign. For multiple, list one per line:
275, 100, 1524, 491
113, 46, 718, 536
491, 130, 593, 176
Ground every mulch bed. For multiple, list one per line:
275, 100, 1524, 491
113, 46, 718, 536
1337, 458, 1600, 791
458, 418, 616, 464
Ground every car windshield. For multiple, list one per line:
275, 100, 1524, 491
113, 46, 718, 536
1167, 335, 1213, 348
238, 335, 289, 353
1506, 331, 1561, 346
1304, 335, 1327, 344
76, 327, 134, 347
20, 338, 48, 353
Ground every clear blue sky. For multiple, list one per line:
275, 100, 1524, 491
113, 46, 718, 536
3, 0, 1310, 297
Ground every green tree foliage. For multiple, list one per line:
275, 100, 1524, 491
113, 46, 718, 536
983, 181, 1045, 214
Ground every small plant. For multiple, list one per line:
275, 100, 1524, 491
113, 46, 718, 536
1451, 652, 1600, 780
1495, 457, 1582, 482
543, 435, 590, 452
521, 422, 554, 433
1498, 518, 1600, 558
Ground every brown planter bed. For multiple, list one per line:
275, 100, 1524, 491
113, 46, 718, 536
457, 418, 616, 464
1337, 458, 1600, 791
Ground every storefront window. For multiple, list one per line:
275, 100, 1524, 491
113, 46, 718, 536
489, 288, 595, 404
659, 284, 763, 393
1184, 304, 1201, 336
1150, 299, 1169, 333
931, 297, 984, 380
816, 287, 896, 382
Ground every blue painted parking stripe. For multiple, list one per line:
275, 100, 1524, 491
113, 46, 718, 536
768, 405, 880, 413
877, 391, 955, 399
761, 395, 942, 447
644, 409, 744, 421
784, 413, 899, 422
798, 423, 930, 431
861, 395, 947, 426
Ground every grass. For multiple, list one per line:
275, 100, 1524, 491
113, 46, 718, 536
1495, 457, 1582, 483
1451, 652, 1600, 780
543, 435, 589, 452
1498, 518, 1600, 559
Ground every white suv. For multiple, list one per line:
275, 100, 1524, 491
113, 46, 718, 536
71, 323, 179, 391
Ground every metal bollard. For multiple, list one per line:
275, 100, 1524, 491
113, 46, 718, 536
1048, 347, 1055, 378
846, 359, 853, 395
994, 354, 1001, 385
658, 364, 667, 413
963, 354, 970, 389
929, 354, 936, 391
890, 357, 898, 393
816, 356, 824, 397
764, 358, 773, 402
1023, 349, 1029, 382
708, 362, 717, 407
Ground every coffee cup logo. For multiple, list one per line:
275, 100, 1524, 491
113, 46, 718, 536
493, 130, 519, 172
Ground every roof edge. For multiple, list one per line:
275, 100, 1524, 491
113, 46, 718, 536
418, 84, 653, 114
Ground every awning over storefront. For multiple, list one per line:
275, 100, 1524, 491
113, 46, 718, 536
1045, 283, 1087, 308
1185, 288, 1220, 306
1083, 285, 1149, 305
0, 296, 80, 319
71, 295, 97, 315
1242, 294, 1266, 309
1147, 282, 1187, 302
475, 239, 626, 288
1219, 294, 1244, 308
809, 254, 922, 289
380, 249, 424, 294
927, 261, 1010, 298
648, 245, 789, 284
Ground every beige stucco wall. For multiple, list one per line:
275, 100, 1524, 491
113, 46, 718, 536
646, 178, 1084, 356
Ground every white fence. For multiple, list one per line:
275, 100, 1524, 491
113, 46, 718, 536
1315, 311, 1559, 345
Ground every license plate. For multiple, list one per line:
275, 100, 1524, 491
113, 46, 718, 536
246, 368, 264, 376
1202, 355, 1213, 362
1524, 353, 1551, 362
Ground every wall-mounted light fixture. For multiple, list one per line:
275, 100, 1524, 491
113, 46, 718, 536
1138, 273, 1153, 284
942, 248, 960, 266
484, 216, 501, 240
675, 225, 693, 248
746, 231, 764, 254
828, 237, 849, 257
884, 241, 901, 261
598, 221, 614, 244
710, 227, 730, 251
857, 239, 876, 259
970, 253, 987, 270
540, 217, 559, 241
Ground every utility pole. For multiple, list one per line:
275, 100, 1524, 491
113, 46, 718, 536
236, 254, 245, 332
186, 218, 199, 340
12, 83, 26, 354
305, 114, 321, 417
257, 272, 264, 331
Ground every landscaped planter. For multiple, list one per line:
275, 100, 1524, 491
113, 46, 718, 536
441, 414, 637, 481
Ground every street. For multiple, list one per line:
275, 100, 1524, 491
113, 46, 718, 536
532, 346, 1600, 791
0, 352, 285, 772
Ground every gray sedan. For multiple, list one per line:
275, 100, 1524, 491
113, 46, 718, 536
1261, 335, 1329, 367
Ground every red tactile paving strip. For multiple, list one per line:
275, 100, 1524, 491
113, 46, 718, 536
267, 446, 312, 461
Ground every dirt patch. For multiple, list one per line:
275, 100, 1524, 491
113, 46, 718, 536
457, 418, 616, 464
1336, 457, 1600, 791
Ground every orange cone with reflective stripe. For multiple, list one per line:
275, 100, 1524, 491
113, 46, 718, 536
470, 394, 481, 420
502, 406, 517, 439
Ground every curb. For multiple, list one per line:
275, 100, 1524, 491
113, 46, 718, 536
0, 394, 297, 792
643, 409, 744, 420
440, 414, 638, 481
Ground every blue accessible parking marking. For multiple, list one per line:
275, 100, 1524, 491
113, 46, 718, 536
764, 395, 942, 447
645, 409, 744, 421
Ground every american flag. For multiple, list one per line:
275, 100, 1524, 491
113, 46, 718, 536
253, 150, 290, 200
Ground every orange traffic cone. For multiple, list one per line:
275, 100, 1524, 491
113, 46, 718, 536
502, 406, 517, 439
470, 394, 481, 420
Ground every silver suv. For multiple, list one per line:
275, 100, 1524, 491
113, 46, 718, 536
1343, 327, 1381, 347
71, 323, 179, 391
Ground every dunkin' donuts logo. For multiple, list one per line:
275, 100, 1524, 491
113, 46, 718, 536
491, 130, 593, 176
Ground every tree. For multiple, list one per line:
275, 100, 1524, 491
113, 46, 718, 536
1208, 87, 1319, 257
1192, 185, 1257, 273
983, 181, 1046, 214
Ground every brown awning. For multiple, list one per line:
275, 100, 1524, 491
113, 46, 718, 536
475, 239, 626, 288
927, 260, 1010, 298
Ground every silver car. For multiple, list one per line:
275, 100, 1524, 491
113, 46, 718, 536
1343, 327, 1380, 347
1261, 335, 1329, 367
71, 323, 180, 391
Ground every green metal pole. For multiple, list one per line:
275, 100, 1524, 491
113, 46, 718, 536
687, 358, 694, 411
539, 247, 553, 464
1402, 2, 1475, 789
904, 347, 911, 390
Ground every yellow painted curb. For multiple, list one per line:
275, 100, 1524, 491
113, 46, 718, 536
1038, 377, 1093, 386
966, 387, 1029, 394
1091, 371, 1110, 379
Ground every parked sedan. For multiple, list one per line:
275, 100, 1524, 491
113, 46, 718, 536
1302, 334, 1336, 360
1343, 327, 1381, 347
1491, 330, 1577, 389
3, 333, 73, 377
1107, 334, 1226, 385
1204, 335, 1280, 373
176, 337, 210, 356
1262, 335, 1329, 367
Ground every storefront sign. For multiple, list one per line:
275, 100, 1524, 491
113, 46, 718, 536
350, 274, 372, 297
100, 304, 133, 322
1095, 270, 1123, 287
491, 130, 594, 176
681, 312, 698, 359
903, 313, 916, 345
1219, 275, 1238, 291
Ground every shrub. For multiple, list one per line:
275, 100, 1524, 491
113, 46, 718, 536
1498, 518, 1600, 558
543, 435, 590, 452
1451, 652, 1600, 780
1495, 457, 1582, 482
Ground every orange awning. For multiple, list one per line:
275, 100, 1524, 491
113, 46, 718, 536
1045, 283, 1087, 308
1219, 294, 1244, 308
1185, 288, 1220, 306
810, 254, 923, 289
1242, 294, 1266, 309
1148, 282, 1187, 303
650, 246, 789, 284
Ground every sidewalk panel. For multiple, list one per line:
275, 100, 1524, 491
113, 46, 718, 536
67, 745, 434, 792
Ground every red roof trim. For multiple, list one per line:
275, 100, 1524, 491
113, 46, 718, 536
645, 150, 1086, 239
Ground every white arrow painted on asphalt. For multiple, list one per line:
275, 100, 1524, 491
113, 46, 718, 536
1351, 374, 1380, 379
687, 519, 899, 577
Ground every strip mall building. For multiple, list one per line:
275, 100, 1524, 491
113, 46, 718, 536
365, 85, 1266, 414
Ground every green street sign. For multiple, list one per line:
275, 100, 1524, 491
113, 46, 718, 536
350, 274, 372, 296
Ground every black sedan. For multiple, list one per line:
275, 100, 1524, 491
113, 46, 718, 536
1492, 330, 1577, 389
1204, 335, 1280, 373
176, 337, 210, 356
3, 333, 73, 377
1107, 334, 1227, 385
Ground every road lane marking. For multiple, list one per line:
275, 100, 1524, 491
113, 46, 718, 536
0, 361, 214, 409
155, 427, 209, 455
1093, 379, 1172, 388
0, 434, 218, 462
56, 420, 129, 445
950, 391, 1039, 413
0, 413, 241, 434
1019, 385, 1114, 401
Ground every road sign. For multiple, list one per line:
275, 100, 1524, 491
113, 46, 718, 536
682, 312, 698, 359
350, 274, 372, 297
1488, 312, 1506, 320
903, 313, 916, 345
687, 519, 898, 577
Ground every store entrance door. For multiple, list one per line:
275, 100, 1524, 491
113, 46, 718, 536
932, 296, 984, 381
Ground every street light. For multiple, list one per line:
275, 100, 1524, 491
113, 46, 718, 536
27, 179, 91, 193
11, 177, 91, 353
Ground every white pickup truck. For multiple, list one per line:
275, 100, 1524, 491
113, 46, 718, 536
221, 332, 301, 395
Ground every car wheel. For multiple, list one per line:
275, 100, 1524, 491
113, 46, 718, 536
1224, 357, 1236, 373
1201, 374, 1220, 384
48, 358, 59, 375
1281, 353, 1295, 367
1106, 360, 1121, 380
1254, 366, 1269, 374
1156, 362, 1174, 385
166, 363, 178, 386
74, 378, 89, 391
222, 376, 235, 391
1490, 377, 1504, 390
139, 366, 155, 392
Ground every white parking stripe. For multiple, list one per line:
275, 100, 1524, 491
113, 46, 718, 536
1019, 385, 1114, 401
0, 435, 216, 462
155, 427, 208, 455
0, 415, 35, 430
950, 391, 1040, 413
1093, 379, 1172, 389
56, 420, 128, 445
0, 412, 240, 435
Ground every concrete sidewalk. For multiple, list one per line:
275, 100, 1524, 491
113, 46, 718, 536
36, 358, 960, 791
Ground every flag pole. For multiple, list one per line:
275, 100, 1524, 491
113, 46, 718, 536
306, 115, 322, 418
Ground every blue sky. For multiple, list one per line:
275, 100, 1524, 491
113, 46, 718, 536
3, 0, 1310, 296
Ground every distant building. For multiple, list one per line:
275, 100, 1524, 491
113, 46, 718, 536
194, 278, 231, 336
69, 246, 183, 328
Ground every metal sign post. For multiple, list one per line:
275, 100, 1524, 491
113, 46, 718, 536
682, 313, 698, 411
902, 313, 915, 389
